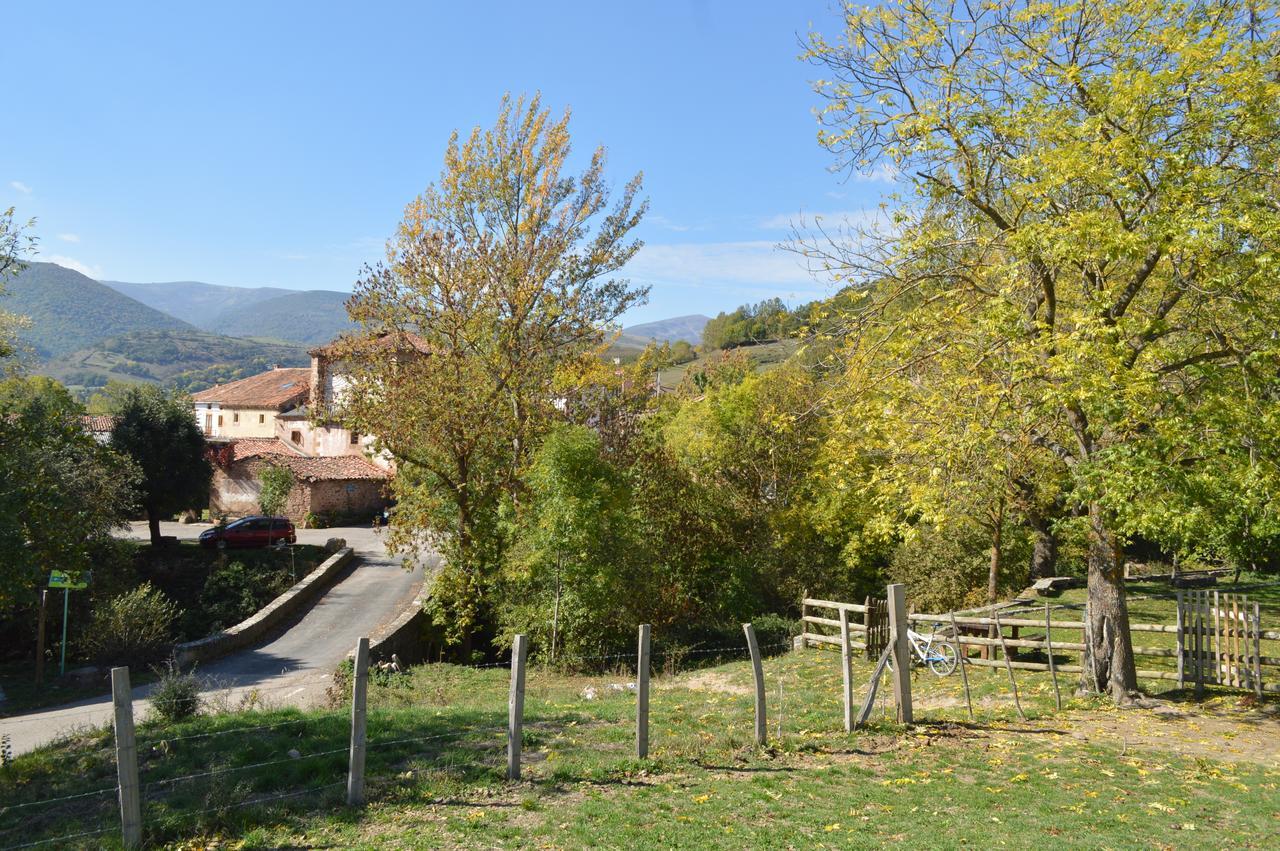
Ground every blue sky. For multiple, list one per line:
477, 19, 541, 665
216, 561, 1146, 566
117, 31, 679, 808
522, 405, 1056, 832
2, 2, 894, 325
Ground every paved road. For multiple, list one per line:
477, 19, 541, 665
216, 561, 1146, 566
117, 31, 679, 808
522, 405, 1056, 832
0, 521, 432, 755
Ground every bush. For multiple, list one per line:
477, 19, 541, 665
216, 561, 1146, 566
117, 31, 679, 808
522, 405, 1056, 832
84, 583, 179, 668
258, 464, 295, 516
149, 659, 201, 723
889, 519, 1030, 613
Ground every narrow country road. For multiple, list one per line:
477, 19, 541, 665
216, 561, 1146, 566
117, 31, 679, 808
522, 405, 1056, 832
0, 522, 431, 756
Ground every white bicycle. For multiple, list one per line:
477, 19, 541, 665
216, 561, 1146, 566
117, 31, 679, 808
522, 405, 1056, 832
886, 623, 958, 676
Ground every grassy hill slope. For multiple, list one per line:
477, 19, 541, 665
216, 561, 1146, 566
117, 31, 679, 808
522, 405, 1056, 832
4, 262, 193, 358
101, 279, 293, 326
40, 329, 309, 395
206, 289, 353, 345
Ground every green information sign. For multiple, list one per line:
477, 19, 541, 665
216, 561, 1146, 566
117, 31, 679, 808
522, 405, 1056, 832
49, 570, 90, 590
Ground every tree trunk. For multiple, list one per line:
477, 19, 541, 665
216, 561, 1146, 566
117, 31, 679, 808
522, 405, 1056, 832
147, 509, 162, 546
1027, 510, 1058, 583
1080, 502, 1140, 702
986, 523, 1002, 607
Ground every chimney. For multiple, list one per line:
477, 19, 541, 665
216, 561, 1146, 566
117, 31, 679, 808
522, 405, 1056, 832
310, 353, 328, 412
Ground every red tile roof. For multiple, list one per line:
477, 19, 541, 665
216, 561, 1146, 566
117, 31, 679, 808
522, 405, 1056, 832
309, 331, 432, 359
191, 368, 311, 409
228, 438, 305, 462
271, 454, 390, 482
80, 414, 118, 433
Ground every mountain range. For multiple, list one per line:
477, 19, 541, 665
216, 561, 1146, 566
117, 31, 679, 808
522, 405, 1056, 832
1, 261, 710, 396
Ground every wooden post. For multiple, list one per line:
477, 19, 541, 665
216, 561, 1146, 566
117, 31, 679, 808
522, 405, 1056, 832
111, 667, 142, 849
1213, 590, 1221, 685
839, 608, 853, 732
1175, 590, 1185, 690
855, 643, 893, 728
1252, 603, 1264, 700
1194, 593, 1205, 698
507, 634, 528, 780
949, 612, 973, 720
743, 623, 767, 746
1044, 604, 1061, 711
35, 590, 47, 687
886, 583, 912, 724
636, 624, 651, 759
800, 591, 809, 650
863, 596, 874, 660
346, 637, 370, 806
992, 610, 1026, 721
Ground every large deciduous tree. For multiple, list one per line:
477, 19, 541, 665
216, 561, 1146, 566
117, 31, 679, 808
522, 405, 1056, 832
110, 385, 212, 545
805, 0, 1280, 701
335, 94, 647, 648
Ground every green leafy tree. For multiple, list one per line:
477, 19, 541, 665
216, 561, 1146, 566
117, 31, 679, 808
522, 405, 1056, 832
110, 384, 212, 545
0, 376, 138, 609
0, 206, 35, 362
805, 0, 1280, 701
336, 94, 647, 649
258, 464, 295, 516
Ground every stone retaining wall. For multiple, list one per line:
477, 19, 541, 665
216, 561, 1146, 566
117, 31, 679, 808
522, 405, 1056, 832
174, 547, 354, 667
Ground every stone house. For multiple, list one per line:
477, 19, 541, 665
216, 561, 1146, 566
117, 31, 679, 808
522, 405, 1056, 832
208, 437, 390, 523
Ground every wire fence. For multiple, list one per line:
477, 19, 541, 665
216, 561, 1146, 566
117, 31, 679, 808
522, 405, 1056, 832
0, 625, 790, 850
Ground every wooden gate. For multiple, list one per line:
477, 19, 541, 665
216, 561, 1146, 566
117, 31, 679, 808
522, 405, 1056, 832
1177, 590, 1264, 696
863, 596, 889, 661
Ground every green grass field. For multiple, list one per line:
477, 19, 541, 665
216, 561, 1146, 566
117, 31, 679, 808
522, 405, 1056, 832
3, 638, 1276, 849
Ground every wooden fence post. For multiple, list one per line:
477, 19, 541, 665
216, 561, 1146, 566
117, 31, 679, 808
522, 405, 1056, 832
1194, 593, 1205, 698
637, 624, 651, 759
743, 623, 767, 746
346, 637, 370, 806
1044, 604, 1062, 711
839, 608, 853, 732
886, 583, 912, 724
992, 610, 1026, 721
949, 612, 973, 720
1175, 590, 1185, 690
1253, 602, 1264, 699
111, 667, 142, 849
863, 596, 874, 660
508, 634, 528, 780
800, 591, 809, 650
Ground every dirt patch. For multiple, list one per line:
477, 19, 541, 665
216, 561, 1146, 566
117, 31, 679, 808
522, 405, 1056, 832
675, 670, 751, 696
1058, 699, 1280, 767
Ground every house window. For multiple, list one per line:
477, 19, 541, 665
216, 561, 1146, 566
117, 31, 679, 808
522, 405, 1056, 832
350, 432, 359, 445
233, 412, 239, 424
291, 430, 302, 444
259, 414, 265, 424
217, 415, 223, 427
204, 413, 212, 433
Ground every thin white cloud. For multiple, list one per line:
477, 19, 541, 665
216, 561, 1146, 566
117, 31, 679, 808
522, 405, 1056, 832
9, 181, 32, 195
647, 214, 691, 233
57, 233, 80, 243
623, 241, 829, 305
47, 255, 104, 279
758, 208, 880, 231
854, 163, 899, 183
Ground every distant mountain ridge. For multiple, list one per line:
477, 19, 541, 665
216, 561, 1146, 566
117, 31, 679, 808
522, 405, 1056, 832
4, 262, 193, 358
101, 278, 353, 346
614, 314, 710, 353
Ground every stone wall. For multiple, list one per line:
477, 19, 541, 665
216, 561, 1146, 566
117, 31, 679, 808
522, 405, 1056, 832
209, 465, 261, 518
308, 478, 387, 518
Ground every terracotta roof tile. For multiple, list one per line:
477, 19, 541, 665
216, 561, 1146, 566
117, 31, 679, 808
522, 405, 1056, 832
191, 368, 311, 409
80, 414, 118, 432
309, 332, 433, 359
228, 438, 305, 462
270, 454, 391, 482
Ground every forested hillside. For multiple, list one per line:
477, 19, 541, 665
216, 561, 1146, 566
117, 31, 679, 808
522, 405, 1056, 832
42, 329, 309, 395
4, 262, 192, 357
102, 279, 293, 326
206, 289, 353, 344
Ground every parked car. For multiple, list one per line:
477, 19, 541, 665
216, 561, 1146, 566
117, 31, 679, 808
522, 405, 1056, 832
199, 515, 297, 549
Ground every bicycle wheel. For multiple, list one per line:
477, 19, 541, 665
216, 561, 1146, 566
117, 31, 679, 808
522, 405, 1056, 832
927, 642, 957, 676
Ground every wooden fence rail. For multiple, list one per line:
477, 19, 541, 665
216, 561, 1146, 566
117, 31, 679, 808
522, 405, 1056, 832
802, 596, 1280, 695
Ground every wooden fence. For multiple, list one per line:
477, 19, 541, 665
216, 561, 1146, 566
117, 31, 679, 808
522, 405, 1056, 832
800, 596, 888, 659
801, 594, 1280, 696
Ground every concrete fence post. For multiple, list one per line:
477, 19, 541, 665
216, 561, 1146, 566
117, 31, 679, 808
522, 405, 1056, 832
637, 624, 651, 759
346, 637, 370, 806
111, 667, 142, 849
743, 623, 767, 746
507, 634, 528, 780
886, 583, 913, 724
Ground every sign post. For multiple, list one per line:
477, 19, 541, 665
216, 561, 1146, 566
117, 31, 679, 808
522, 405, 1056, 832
49, 570, 90, 677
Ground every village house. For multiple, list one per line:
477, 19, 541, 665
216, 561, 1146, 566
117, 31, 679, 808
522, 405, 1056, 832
192, 367, 310, 438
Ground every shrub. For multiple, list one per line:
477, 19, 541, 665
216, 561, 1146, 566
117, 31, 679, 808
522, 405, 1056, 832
84, 583, 179, 668
149, 659, 201, 724
258, 464, 295, 516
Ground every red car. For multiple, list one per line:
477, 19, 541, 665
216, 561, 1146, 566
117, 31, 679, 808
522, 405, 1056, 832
199, 516, 297, 549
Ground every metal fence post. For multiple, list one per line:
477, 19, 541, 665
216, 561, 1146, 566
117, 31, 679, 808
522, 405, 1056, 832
508, 634, 528, 780
637, 624, 651, 759
346, 637, 370, 806
743, 623, 767, 746
886, 583, 912, 724
111, 667, 142, 849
